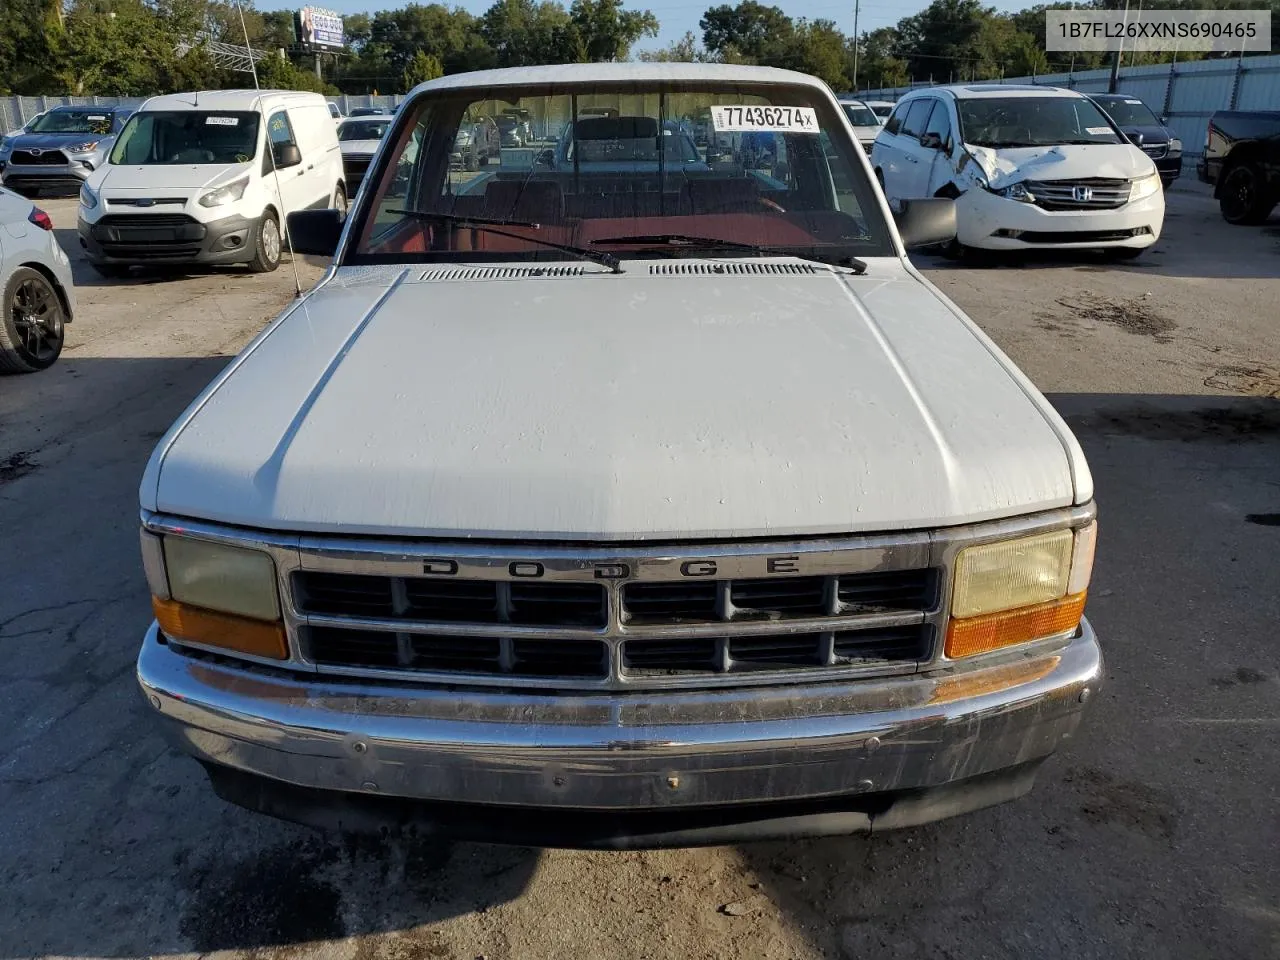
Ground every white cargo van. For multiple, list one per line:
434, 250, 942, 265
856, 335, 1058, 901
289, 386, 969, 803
77, 90, 346, 275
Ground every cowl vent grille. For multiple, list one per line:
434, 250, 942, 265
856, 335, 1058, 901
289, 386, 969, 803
417, 265, 586, 281
648, 262, 823, 276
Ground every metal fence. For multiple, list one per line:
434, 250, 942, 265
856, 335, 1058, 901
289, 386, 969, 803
0, 93, 409, 134
849, 52, 1280, 161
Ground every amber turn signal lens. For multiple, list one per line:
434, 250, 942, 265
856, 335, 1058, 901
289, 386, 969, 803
945, 592, 1087, 659
152, 596, 288, 660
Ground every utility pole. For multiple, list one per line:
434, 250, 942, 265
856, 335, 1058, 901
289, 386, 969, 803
1109, 0, 1131, 92
851, 0, 860, 91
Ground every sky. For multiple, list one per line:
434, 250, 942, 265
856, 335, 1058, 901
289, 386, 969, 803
260, 0, 1034, 54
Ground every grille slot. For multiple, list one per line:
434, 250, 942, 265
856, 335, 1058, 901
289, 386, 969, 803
298, 572, 394, 616
834, 626, 931, 663
729, 633, 824, 666
410, 634, 501, 672
838, 569, 938, 612
731, 577, 826, 618
623, 637, 718, 673
509, 582, 606, 626
511, 638, 607, 677
309, 627, 400, 667
404, 578, 498, 621
12, 150, 68, 165
623, 581, 718, 623
648, 262, 823, 276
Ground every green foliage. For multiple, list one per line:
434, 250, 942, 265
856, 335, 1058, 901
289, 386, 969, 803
402, 50, 443, 90
571, 0, 658, 61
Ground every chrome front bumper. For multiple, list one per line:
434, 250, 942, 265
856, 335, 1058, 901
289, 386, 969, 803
137, 621, 1101, 843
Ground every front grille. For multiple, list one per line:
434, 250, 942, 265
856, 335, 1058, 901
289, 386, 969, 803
11, 150, 67, 165
294, 563, 938, 687
1141, 143, 1168, 159
106, 197, 186, 207
1016, 227, 1151, 244
1024, 178, 1132, 211
343, 157, 372, 188
95, 213, 199, 228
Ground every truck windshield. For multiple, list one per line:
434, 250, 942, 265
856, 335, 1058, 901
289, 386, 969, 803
349, 81, 894, 265
339, 119, 391, 141
959, 97, 1122, 148
109, 111, 261, 165
28, 110, 119, 135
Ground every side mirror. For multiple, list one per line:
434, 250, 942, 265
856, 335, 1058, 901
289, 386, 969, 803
1159, 116, 1169, 125
535, 148, 555, 166
1127, 130, 1145, 146
274, 143, 302, 168
286, 208, 343, 257
894, 197, 956, 249
919, 132, 944, 151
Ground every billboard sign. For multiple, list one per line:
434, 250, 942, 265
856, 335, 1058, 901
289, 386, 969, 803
297, 7, 344, 49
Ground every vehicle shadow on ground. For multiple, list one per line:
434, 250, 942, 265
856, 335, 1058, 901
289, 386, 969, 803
911, 197, 1280, 281
3, 379, 1277, 957
50, 227, 329, 287
736, 392, 1280, 960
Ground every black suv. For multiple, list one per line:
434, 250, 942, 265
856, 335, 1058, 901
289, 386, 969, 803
1087, 93, 1182, 187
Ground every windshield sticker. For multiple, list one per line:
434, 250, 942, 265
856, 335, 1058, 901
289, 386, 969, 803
1123, 99, 1143, 104
206, 116, 239, 126
710, 105, 819, 134
87, 114, 107, 121
1086, 126, 1113, 135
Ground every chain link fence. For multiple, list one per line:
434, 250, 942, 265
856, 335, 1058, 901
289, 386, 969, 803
848, 52, 1280, 163
1, 94, 410, 134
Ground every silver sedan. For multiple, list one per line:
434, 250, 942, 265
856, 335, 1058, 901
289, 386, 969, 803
0, 186, 76, 372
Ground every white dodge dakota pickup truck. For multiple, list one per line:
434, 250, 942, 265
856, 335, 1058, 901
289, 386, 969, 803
136, 63, 1101, 848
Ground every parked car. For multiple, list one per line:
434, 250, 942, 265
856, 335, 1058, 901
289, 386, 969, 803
137, 62, 1102, 848
862, 100, 895, 123
0, 186, 75, 373
450, 117, 500, 171
77, 90, 346, 276
1086, 93, 1181, 187
1197, 110, 1280, 225
0, 105, 134, 197
337, 114, 394, 194
839, 98, 882, 152
872, 84, 1164, 258
495, 114, 529, 148
326, 101, 344, 124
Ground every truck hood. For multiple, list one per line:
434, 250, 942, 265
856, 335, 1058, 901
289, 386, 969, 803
96, 162, 248, 192
966, 142, 1155, 188
144, 262, 1085, 539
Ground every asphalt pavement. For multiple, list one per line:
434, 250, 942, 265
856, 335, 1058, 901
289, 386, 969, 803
0, 183, 1277, 959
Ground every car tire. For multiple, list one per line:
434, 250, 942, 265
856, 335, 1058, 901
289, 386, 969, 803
333, 184, 348, 219
247, 212, 282, 273
89, 262, 130, 280
0, 267, 66, 374
1219, 161, 1271, 225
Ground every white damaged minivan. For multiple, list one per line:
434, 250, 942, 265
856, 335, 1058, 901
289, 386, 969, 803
872, 84, 1164, 258
77, 90, 347, 276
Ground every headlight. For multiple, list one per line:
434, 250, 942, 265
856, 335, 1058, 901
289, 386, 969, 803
946, 523, 1096, 658
1129, 171, 1162, 202
995, 182, 1034, 202
1168, 138, 1183, 156
79, 184, 98, 209
142, 531, 287, 659
198, 176, 249, 208
66, 139, 101, 153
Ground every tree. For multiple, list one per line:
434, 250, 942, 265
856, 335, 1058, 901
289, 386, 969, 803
570, 0, 658, 61
637, 30, 705, 61
401, 49, 443, 90
779, 18, 847, 89
482, 0, 582, 67
700, 1, 793, 62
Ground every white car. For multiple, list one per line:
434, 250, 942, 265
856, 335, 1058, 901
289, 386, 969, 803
76, 90, 347, 276
336, 114, 394, 196
0, 186, 76, 373
871, 84, 1164, 257
862, 100, 895, 123
838, 98, 883, 153
135, 62, 1101, 848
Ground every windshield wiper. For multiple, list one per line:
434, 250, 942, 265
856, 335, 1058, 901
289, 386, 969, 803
387, 210, 622, 273
592, 234, 868, 274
